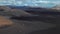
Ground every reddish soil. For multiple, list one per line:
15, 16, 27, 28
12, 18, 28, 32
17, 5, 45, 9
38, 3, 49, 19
0, 16, 13, 27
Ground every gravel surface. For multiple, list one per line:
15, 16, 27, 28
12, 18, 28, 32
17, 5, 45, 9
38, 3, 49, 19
0, 11, 58, 34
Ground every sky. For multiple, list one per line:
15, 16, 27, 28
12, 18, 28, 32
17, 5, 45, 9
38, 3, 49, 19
0, 0, 60, 8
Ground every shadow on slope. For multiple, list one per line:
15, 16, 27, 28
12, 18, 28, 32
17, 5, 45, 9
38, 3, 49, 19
10, 14, 60, 24
28, 27, 57, 34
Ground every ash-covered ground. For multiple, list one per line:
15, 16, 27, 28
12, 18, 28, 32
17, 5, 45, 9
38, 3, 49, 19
0, 8, 58, 34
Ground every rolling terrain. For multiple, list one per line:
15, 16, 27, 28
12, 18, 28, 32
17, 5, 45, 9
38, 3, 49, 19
0, 6, 58, 34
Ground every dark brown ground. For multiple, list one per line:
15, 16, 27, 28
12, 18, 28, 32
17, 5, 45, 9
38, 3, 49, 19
0, 6, 58, 34
0, 14, 57, 34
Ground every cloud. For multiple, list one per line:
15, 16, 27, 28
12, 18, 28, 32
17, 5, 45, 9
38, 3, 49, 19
0, 0, 60, 6
34, 0, 60, 4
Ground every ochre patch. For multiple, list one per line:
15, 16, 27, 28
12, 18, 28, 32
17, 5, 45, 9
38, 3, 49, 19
0, 16, 13, 27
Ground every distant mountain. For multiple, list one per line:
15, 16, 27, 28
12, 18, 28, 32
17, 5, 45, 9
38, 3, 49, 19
7, 5, 47, 12
0, 5, 60, 17
51, 5, 60, 10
